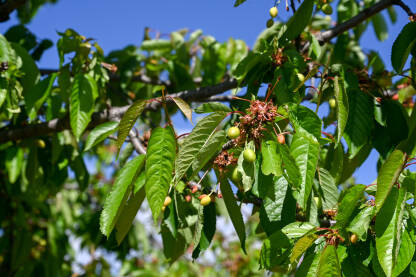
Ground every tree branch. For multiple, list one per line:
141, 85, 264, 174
394, 0, 414, 17
129, 129, 146, 155
0, 0, 27, 22
302, 0, 396, 52
0, 78, 238, 143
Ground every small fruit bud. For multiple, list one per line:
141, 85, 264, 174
329, 98, 336, 108
163, 196, 172, 207
350, 233, 358, 244
266, 19, 274, 28
231, 167, 242, 183
321, 4, 333, 15
277, 134, 285, 144
191, 185, 198, 193
185, 195, 192, 202
227, 126, 241, 139
217, 193, 223, 198
269, 6, 278, 18
243, 149, 256, 163
200, 195, 212, 206
198, 194, 207, 200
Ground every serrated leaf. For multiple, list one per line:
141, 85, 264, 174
344, 89, 374, 157
291, 234, 318, 264
391, 22, 416, 72
289, 104, 322, 139
282, 222, 316, 239
261, 176, 289, 222
84, 121, 118, 151
190, 130, 226, 177
233, 0, 247, 7
317, 168, 339, 210
346, 205, 375, 241
296, 250, 321, 277
375, 149, 406, 214
219, 175, 246, 252
141, 39, 172, 51
317, 245, 341, 277
334, 75, 349, 144
335, 184, 366, 229
115, 186, 146, 244
174, 112, 226, 184
100, 155, 145, 237
278, 143, 301, 187
194, 102, 231, 114
237, 141, 256, 192
392, 228, 415, 277
171, 97, 192, 124
260, 230, 291, 271
290, 132, 320, 209
280, 0, 314, 43
145, 127, 176, 221
116, 99, 147, 154
261, 142, 283, 176
25, 73, 57, 120
70, 74, 98, 139
376, 186, 406, 277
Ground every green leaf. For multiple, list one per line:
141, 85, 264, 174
375, 149, 406, 214
116, 99, 147, 154
70, 74, 98, 139
291, 234, 318, 264
261, 140, 282, 176
259, 230, 291, 271
296, 250, 321, 277
317, 245, 341, 277
11, 42, 40, 91
233, 0, 247, 7
280, 0, 314, 43
261, 176, 289, 222
334, 75, 349, 144
376, 186, 406, 277
278, 143, 301, 187
289, 104, 322, 139
282, 222, 316, 239
174, 112, 226, 184
371, 13, 388, 41
115, 186, 146, 245
84, 121, 118, 151
194, 102, 231, 114
141, 39, 172, 51
335, 184, 366, 229
343, 89, 374, 157
219, 175, 246, 252
346, 205, 375, 241
100, 155, 145, 237
391, 22, 416, 72
25, 73, 57, 120
171, 97, 192, 124
317, 168, 339, 210
387, 7, 397, 23
237, 141, 256, 192
190, 130, 226, 178
5, 147, 24, 184
290, 132, 320, 209
145, 127, 176, 221
392, 228, 415, 277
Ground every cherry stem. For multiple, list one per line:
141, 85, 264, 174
226, 110, 245, 118
321, 131, 334, 141
232, 96, 251, 103
405, 162, 416, 168
176, 132, 190, 139
266, 76, 282, 102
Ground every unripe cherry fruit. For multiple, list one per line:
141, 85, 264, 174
231, 167, 242, 183
329, 98, 336, 108
243, 149, 256, 163
227, 126, 240, 139
36, 139, 46, 149
200, 195, 212, 206
277, 134, 285, 144
321, 4, 333, 15
164, 196, 172, 207
266, 19, 274, 28
269, 6, 278, 18
350, 233, 358, 244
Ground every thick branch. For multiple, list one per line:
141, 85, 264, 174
0, 0, 27, 22
394, 0, 414, 17
0, 78, 238, 143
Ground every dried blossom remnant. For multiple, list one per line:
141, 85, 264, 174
214, 150, 237, 172
271, 48, 286, 66
248, 100, 278, 122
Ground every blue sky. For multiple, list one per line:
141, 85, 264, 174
0, 0, 415, 185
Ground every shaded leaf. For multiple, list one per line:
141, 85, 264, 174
84, 121, 118, 151
391, 22, 416, 72
335, 184, 366, 229
317, 245, 341, 277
